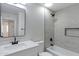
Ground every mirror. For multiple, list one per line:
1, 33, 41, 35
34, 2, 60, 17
0, 3, 26, 37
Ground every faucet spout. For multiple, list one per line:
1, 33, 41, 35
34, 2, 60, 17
12, 37, 18, 45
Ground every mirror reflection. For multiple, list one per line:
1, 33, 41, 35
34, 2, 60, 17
0, 3, 26, 37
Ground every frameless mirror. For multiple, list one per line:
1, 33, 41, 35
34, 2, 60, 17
0, 3, 26, 37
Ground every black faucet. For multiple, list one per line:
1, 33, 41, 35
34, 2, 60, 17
12, 37, 18, 45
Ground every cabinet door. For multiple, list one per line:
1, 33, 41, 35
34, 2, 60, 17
7, 47, 38, 56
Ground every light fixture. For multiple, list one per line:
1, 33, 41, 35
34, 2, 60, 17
44, 3, 53, 7
7, 3, 26, 9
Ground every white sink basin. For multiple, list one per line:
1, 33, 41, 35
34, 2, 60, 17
3, 43, 26, 50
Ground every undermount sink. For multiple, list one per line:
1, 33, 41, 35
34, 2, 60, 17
3, 43, 26, 50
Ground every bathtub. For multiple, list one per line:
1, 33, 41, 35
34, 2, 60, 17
46, 45, 79, 56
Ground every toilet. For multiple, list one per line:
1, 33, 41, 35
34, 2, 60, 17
36, 41, 53, 56
39, 52, 52, 56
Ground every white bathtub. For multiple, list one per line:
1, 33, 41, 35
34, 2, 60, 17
46, 45, 79, 56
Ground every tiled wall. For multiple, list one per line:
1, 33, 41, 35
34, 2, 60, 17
44, 8, 54, 48
55, 4, 79, 53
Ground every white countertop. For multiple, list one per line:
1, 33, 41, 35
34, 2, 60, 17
0, 40, 39, 56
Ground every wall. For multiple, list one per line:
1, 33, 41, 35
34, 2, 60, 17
25, 4, 44, 42
44, 8, 54, 48
55, 4, 79, 53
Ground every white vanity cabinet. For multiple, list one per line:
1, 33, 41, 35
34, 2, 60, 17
7, 46, 38, 56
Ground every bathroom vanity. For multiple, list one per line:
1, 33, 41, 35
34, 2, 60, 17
0, 40, 39, 56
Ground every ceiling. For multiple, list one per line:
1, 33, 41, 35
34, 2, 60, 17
24, 3, 76, 12
42, 3, 75, 11
1, 3, 25, 14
